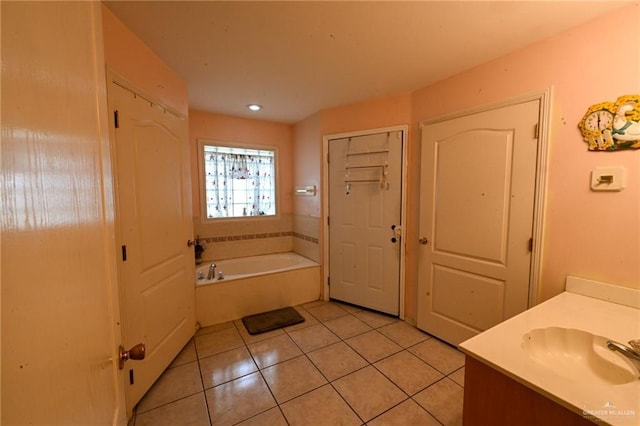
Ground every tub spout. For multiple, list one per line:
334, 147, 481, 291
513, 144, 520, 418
207, 263, 216, 280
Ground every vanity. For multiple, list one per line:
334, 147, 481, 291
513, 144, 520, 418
460, 276, 640, 425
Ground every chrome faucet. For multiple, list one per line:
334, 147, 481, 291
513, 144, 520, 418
207, 263, 216, 280
607, 339, 640, 363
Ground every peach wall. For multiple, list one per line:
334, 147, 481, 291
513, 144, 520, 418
320, 93, 413, 135
189, 109, 294, 220
293, 112, 323, 218
319, 94, 414, 302
102, 5, 188, 116
412, 4, 640, 305
188, 110, 295, 260
293, 93, 412, 220
291, 112, 323, 262
102, 1, 638, 326
293, 7, 639, 322
293, 93, 413, 300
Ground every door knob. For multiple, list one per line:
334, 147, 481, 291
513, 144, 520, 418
187, 239, 196, 247
419, 237, 429, 245
118, 343, 145, 369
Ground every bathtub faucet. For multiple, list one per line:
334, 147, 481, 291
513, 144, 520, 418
207, 263, 217, 280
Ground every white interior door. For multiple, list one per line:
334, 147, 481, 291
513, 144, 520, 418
329, 130, 403, 315
109, 82, 196, 412
417, 101, 539, 345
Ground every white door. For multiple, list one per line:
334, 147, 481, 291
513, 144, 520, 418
417, 101, 539, 345
329, 130, 403, 315
109, 82, 196, 411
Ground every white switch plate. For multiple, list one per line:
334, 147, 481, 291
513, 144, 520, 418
590, 166, 626, 191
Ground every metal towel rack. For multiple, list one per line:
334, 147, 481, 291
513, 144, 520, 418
343, 135, 390, 193
344, 164, 387, 183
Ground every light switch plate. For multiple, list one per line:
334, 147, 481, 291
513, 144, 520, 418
590, 166, 626, 191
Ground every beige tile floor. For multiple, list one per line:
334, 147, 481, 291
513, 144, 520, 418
130, 300, 466, 426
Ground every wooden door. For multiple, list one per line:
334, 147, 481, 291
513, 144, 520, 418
417, 101, 539, 345
1, 2, 126, 424
109, 82, 196, 412
328, 130, 403, 315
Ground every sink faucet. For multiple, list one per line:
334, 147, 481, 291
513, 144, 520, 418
207, 263, 216, 280
607, 339, 640, 363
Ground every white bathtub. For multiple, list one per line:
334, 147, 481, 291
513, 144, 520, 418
195, 252, 321, 327
196, 252, 318, 285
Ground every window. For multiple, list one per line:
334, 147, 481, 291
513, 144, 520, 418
202, 143, 276, 219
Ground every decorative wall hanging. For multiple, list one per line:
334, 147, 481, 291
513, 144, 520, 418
579, 94, 640, 151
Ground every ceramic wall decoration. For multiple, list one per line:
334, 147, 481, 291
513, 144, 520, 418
579, 94, 640, 151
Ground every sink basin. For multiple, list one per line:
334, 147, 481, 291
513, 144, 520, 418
522, 327, 639, 385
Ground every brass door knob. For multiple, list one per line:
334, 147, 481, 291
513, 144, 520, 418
419, 237, 429, 245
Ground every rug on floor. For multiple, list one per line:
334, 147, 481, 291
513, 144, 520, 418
241, 306, 305, 335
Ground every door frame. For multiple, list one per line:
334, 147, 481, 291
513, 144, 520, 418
106, 69, 192, 416
418, 89, 552, 307
322, 125, 409, 319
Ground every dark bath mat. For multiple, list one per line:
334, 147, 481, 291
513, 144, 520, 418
242, 306, 305, 335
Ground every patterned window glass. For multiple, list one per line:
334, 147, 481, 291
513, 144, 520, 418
203, 145, 276, 218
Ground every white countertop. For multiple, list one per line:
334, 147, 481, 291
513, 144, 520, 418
459, 277, 640, 425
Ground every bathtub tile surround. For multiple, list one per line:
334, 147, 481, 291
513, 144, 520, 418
130, 301, 465, 425
199, 233, 293, 262
193, 213, 320, 263
202, 231, 293, 244
194, 212, 294, 261
293, 213, 321, 263
192, 211, 320, 268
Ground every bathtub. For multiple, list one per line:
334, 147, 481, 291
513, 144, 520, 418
195, 252, 321, 327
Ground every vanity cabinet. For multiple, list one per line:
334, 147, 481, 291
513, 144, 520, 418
463, 356, 594, 426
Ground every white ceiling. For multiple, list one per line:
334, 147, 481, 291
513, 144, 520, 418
104, 1, 634, 123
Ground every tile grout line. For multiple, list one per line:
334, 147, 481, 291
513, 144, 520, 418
293, 305, 428, 424
305, 305, 464, 425
297, 306, 409, 424
134, 341, 214, 424
236, 318, 293, 425
138, 301, 465, 425
283, 307, 368, 424
194, 333, 215, 426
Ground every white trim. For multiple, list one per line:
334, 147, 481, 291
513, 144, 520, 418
419, 88, 552, 308
322, 125, 409, 320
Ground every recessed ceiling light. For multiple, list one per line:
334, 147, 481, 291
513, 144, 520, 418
247, 104, 262, 111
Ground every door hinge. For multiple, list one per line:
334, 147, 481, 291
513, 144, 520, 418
327, 216, 330, 226
121, 245, 127, 261
528, 237, 534, 252
327, 277, 330, 287
534, 123, 539, 139
114, 110, 119, 129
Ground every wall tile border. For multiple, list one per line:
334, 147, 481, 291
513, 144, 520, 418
199, 231, 318, 245
292, 232, 319, 245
